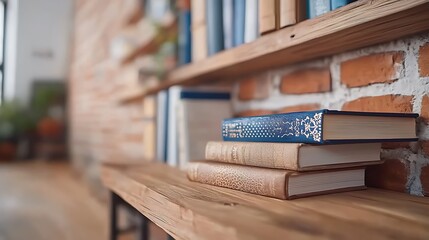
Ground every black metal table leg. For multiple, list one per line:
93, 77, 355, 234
138, 214, 149, 240
110, 192, 119, 240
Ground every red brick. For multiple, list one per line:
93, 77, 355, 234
238, 77, 271, 101
419, 43, 429, 77
366, 159, 409, 192
342, 95, 413, 113
277, 104, 321, 114
421, 164, 429, 196
341, 52, 404, 87
421, 141, 429, 157
236, 109, 275, 117
421, 95, 429, 123
280, 68, 331, 94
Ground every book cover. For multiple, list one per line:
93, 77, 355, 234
279, 0, 307, 28
191, 0, 207, 61
307, 0, 330, 19
178, 0, 192, 65
222, 109, 418, 144
233, 0, 246, 46
177, 91, 232, 169
223, 0, 234, 49
205, 141, 382, 171
187, 161, 365, 199
259, 0, 278, 34
206, 0, 224, 55
244, 0, 258, 43
331, 0, 354, 10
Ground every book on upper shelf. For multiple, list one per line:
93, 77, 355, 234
223, 0, 234, 49
279, 0, 307, 28
307, 0, 330, 19
259, 0, 278, 34
222, 110, 418, 144
187, 161, 365, 199
178, 0, 192, 65
233, 0, 246, 46
206, 0, 224, 55
191, 0, 207, 61
205, 142, 382, 171
244, 0, 258, 43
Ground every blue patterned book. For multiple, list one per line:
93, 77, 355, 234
307, 0, 331, 19
222, 109, 418, 144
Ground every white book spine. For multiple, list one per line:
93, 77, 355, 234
244, 0, 259, 43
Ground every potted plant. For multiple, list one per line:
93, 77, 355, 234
0, 101, 35, 161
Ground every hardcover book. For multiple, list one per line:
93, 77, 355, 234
177, 90, 232, 169
206, 0, 224, 55
222, 110, 418, 144
205, 141, 382, 171
191, 0, 207, 61
331, 0, 354, 10
307, 0, 330, 19
233, 0, 246, 46
244, 0, 258, 43
279, 0, 307, 28
187, 161, 365, 199
259, 0, 278, 34
178, 0, 192, 65
222, 0, 234, 49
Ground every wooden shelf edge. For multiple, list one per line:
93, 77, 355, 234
137, 0, 429, 98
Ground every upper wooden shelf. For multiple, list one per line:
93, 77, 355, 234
130, 0, 429, 100
101, 162, 429, 240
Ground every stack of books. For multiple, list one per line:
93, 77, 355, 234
187, 110, 418, 199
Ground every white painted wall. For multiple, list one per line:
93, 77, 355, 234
4, 0, 73, 103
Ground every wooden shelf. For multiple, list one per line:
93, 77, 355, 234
132, 0, 429, 100
101, 162, 429, 240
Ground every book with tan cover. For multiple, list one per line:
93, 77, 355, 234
259, 0, 279, 34
205, 141, 382, 171
187, 161, 365, 199
279, 0, 307, 28
191, 0, 207, 61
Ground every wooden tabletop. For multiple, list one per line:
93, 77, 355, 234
101, 162, 429, 240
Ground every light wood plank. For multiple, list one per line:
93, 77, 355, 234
101, 162, 429, 240
127, 0, 429, 100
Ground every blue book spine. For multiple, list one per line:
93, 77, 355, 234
232, 0, 245, 47
331, 0, 353, 10
178, 10, 192, 65
206, 0, 224, 56
223, 0, 234, 49
223, 110, 325, 143
307, 0, 331, 19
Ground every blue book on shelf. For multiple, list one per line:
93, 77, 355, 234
178, 9, 192, 65
307, 0, 331, 19
222, 109, 418, 144
206, 0, 224, 55
223, 0, 234, 49
331, 0, 354, 10
232, 0, 245, 47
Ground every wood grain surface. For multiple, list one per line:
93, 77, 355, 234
101, 162, 429, 240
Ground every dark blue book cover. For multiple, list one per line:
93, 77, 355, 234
206, 0, 224, 55
331, 0, 354, 10
178, 9, 192, 65
222, 109, 418, 144
232, 0, 245, 47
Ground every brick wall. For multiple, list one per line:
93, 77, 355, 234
233, 34, 429, 196
69, 0, 147, 193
